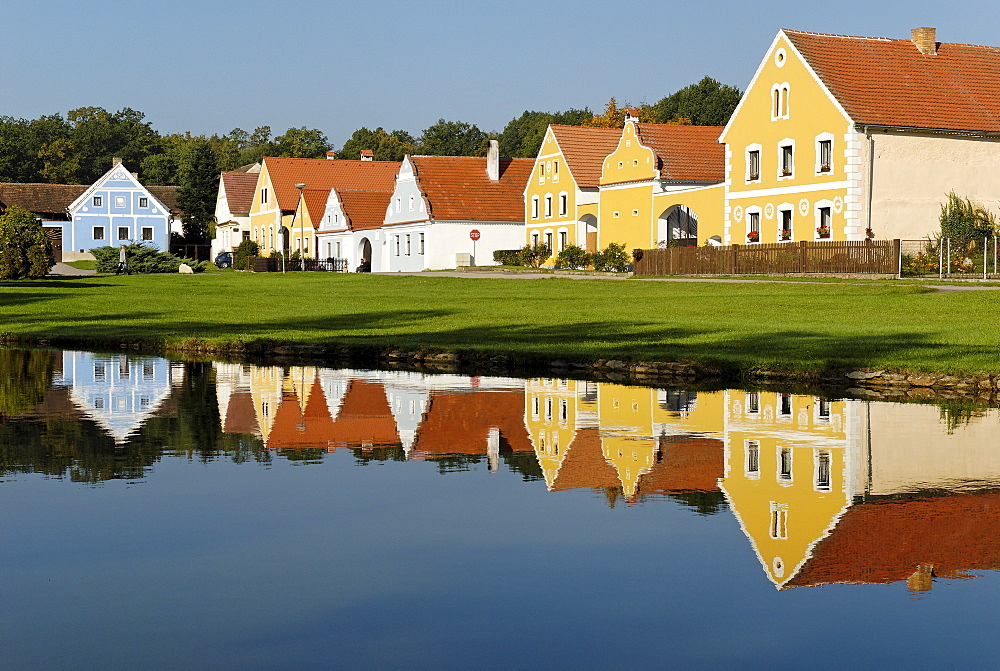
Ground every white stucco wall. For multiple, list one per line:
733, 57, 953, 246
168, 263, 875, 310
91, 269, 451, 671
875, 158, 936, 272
862, 131, 1000, 240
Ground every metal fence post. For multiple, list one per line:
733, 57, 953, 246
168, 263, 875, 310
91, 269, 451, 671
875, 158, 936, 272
985, 237, 989, 280
895, 239, 902, 279
947, 238, 951, 276
939, 240, 943, 279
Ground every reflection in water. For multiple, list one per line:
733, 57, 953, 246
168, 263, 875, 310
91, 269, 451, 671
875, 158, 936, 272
4, 347, 1000, 592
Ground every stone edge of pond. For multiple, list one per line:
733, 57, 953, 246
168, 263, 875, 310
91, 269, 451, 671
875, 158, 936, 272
3, 334, 997, 404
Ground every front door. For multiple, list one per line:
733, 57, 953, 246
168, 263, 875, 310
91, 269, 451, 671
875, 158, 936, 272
45, 227, 63, 262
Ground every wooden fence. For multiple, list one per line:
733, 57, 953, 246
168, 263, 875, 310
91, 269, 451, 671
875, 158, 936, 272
632, 240, 900, 276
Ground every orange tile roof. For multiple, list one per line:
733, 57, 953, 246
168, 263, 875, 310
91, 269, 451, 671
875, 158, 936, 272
262, 157, 400, 212
223, 391, 260, 436
328, 380, 401, 447
336, 189, 393, 231
266, 379, 338, 450
409, 155, 534, 222
787, 491, 1000, 589
784, 29, 1000, 132
220, 171, 258, 215
299, 187, 330, 227
411, 390, 531, 456
549, 125, 623, 188
632, 123, 725, 182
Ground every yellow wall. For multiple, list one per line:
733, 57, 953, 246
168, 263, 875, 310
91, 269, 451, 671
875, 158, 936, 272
525, 127, 587, 264
525, 377, 588, 488
248, 162, 293, 255
288, 198, 317, 258
721, 32, 856, 244
598, 122, 657, 251
652, 183, 727, 244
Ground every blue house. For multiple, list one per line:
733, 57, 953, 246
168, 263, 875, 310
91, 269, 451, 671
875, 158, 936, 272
66, 160, 174, 259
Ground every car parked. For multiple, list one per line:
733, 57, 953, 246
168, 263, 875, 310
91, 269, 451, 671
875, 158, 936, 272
215, 252, 234, 269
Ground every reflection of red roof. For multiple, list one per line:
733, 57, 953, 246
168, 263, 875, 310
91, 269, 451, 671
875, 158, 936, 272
409, 155, 534, 222
221, 172, 258, 215
329, 380, 400, 447
412, 391, 530, 456
224, 391, 259, 435
785, 29, 1000, 132
550, 428, 621, 491
637, 436, 724, 494
266, 380, 337, 450
788, 492, 1000, 588
263, 157, 400, 211
631, 124, 725, 183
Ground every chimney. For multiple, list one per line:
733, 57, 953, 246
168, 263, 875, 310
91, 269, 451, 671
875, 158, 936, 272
625, 108, 641, 121
486, 139, 499, 181
360, 149, 374, 161
326, 151, 337, 160
112, 157, 122, 166
911, 27, 937, 55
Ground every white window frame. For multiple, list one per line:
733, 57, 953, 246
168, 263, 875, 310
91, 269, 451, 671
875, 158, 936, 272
558, 228, 568, 251
745, 144, 762, 183
778, 447, 793, 483
745, 439, 760, 479
777, 139, 795, 180
531, 196, 539, 219
261, 188, 268, 205
93, 196, 103, 207
538, 164, 545, 185
408, 194, 415, 211
419, 232, 425, 255
117, 226, 129, 241
139, 197, 148, 208
544, 194, 553, 218
558, 191, 568, 217
814, 200, 834, 240
814, 450, 832, 492
770, 83, 790, 120
141, 226, 153, 241
746, 207, 761, 244
777, 203, 793, 242
93, 226, 105, 240
815, 133, 834, 175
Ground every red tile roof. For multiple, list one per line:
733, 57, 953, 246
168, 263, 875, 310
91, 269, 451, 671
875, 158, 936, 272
223, 391, 260, 436
262, 157, 400, 212
636, 436, 725, 495
632, 123, 725, 182
220, 171, 258, 216
266, 379, 338, 451
336, 189, 393, 231
328, 380, 400, 447
299, 187, 330, 227
410, 155, 534, 222
411, 390, 531, 456
785, 29, 1000, 132
787, 491, 1000, 589
550, 427, 622, 491
549, 125, 623, 189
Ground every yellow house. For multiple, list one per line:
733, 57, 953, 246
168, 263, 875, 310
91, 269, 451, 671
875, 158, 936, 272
524, 125, 621, 259
248, 156, 399, 257
720, 27, 1000, 243
598, 115, 726, 251
718, 391, 863, 588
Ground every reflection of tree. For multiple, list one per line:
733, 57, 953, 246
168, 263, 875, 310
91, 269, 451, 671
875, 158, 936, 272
0, 348, 55, 417
350, 446, 407, 465
501, 451, 544, 482
0, 358, 268, 482
664, 490, 728, 516
938, 400, 989, 434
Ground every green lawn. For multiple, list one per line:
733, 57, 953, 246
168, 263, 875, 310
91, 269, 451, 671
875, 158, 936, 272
1, 273, 997, 374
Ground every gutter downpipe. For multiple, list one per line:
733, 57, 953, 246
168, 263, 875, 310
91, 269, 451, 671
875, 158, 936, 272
858, 125, 890, 276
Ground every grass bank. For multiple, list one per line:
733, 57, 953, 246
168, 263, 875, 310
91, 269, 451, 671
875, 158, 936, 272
0, 272, 996, 376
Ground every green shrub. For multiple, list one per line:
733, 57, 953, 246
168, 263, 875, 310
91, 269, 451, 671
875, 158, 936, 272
92, 243, 205, 274
590, 242, 631, 272
493, 249, 524, 266
234, 239, 259, 270
0, 205, 54, 280
556, 244, 591, 269
520, 244, 551, 268
940, 191, 997, 243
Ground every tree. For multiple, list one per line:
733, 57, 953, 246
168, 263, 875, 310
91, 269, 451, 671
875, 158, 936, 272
67, 106, 161, 183
497, 108, 591, 158
650, 77, 743, 126
176, 139, 219, 243
583, 98, 655, 128
337, 127, 416, 161
0, 205, 54, 279
274, 126, 332, 158
418, 119, 488, 156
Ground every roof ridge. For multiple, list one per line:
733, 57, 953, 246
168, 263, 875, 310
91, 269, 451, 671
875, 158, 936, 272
783, 27, 1000, 50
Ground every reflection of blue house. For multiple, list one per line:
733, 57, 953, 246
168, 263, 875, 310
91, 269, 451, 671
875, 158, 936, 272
54, 351, 183, 444
66, 160, 174, 258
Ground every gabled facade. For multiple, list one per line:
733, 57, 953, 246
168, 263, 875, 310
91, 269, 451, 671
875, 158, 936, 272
313, 188, 393, 270
248, 156, 399, 258
381, 144, 534, 271
66, 161, 175, 260
211, 164, 259, 258
721, 27, 1000, 243
524, 125, 621, 258
598, 118, 726, 251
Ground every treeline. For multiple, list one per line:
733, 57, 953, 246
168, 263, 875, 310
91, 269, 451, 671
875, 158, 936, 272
0, 76, 741, 188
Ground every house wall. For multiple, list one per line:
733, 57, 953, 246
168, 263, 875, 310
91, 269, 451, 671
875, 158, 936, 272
652, 183, 726, 244
385, 221, 524, 271
248, 163, 288, 255
525, 128, 580, 264
863, 131, 1000, 240
721, 31, 857, 243
67, 169, 172, 255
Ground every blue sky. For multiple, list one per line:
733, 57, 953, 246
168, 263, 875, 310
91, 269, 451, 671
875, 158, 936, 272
4, 0, 998, 148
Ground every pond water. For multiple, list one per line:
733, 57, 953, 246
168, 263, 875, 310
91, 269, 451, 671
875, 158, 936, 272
2, 348, 1000, 668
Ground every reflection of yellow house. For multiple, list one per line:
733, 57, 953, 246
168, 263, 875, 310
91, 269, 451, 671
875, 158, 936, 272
598, 116, 725, 251
719, 391, 862, 588
524, 125, 621, 261
525, 377, 599, 488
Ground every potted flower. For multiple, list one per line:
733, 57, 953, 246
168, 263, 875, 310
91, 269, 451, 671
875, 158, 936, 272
780, 168, 792, 177
865, 227, 875, 240
747, 230, 760, 243
816, 225, 831, 239
819, 162, 831, 173
780, 229, 792, 241
748, 172, 760, 181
